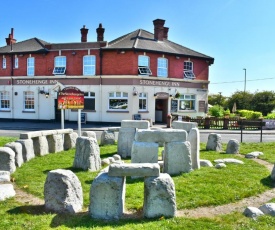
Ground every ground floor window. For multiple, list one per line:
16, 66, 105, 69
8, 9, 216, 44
139, 92, 147, 111
179, 94, 195, 110
0, 91, 10, 110
84, 92, 95, 111
109, 92, 128, 110
24, 91, 35, 110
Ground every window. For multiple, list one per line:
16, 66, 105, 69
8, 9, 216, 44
179, 94, 196, 110
2, 57, 6, 69
27, 57, 35, 76
14, 57, 18, 69
138, 55, 151, 75
0, 91, 10, 110
157, 58, 168, 77
84, 92, 95, 110
184, 61, 195, 79
109, 92, 128, 110
53, 56, 66, 75
83, 55, 96, 76
24, 91, 35, 110
139, 92, 147, 111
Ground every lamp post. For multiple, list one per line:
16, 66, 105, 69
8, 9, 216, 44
218, 92, 222, 109
243, 68, 246, 93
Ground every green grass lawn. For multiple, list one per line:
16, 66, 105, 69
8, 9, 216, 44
1, 137, 275, 229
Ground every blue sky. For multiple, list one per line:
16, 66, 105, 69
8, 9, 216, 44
1, 0, 274, 97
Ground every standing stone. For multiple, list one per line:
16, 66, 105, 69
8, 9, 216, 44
16, 139, 35, 162
121, 120, 150, 129
164, 141, 192, 175
144, 173, 176, 218
73, 137, 101, 171
117, 127, 136, 158
100, 130, 115, 145
187, 127, 200, 170
131, 141, 159, 164
64, 132, 78, 150
47, 134, 64, 153
5, 142, 23, 167
0, 184, 16, 201
243, 207, 264, 219
0, 147, 16, 173
271, 164, 275, 181
82, 131, 97, 139
44, 169, 83, 214
0, 171, 10, 182
89, 172, 125, 220
172, 121, 198, 133
33, 136, 49, 156
206, 133, 222, 152
226, 139, 240, 154
259, 203, 275, 216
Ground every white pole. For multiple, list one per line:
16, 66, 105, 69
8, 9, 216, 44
78, 109, 81, 136
61, 109, 64, 129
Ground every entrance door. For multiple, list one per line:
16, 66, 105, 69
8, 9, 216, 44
155, 98, 168, 123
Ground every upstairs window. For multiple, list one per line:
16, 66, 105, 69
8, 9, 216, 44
0, 91, 10, 110
179, 94, 195, 111
2, 57, 6, 69
83, 55, 96, 76
14, 56, 18, 69
53, 56, 66, 75
139, 92, 147, 111
157, 58, 168, 77
138, 55, 151, 75
108, 92, 128, 110
27, 57, 35, 76
24, 91, 35, 111
84, 92, 95, 110
184, 61, 195, 79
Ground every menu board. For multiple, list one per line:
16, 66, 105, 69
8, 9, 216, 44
199, 101, 205, 112
171, 100, 178, 112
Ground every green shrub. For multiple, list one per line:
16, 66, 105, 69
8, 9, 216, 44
208, 105, 224, 117
236, 109, 262, 119
265, 113, 275, 119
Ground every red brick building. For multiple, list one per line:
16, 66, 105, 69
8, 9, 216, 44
0, 19, 214, 124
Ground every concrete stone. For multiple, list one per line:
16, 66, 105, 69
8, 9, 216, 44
0, 184, 16, 201
41, 130, 57, 136
19, 131, 42, 139
89, 172, 125, 220
117, 127, 136, 158
271, 164, 275, 181
200, 159, 213, 167
113, 154, 121, 161
245, 151, 264, 159
135, 129, 188, 143
4, 142, 23, 167
226, 139, 240, 154
108, 157, 115, 163
214, 158, 244, 164
206, 133, 222, 152
44, 169, 83, 214
187, 127, 200, 170
33, 135, 49, 156
259, 203, 275, 216
108, 163, 160, 177
163, 141, 192, 175
82, 131, 97, 139
56, 129, 73, 134
0, 147, 16, 173
243, 207, 264, 219
144, 173, 176, 218
0, 171, 10, 182
215, 163, 226, 169
131, 141, 159, 164
47, 134, 64, 153
101, 158, 110, 166
64, 132, 78, 150
172, 121, 198, 133
73, 137, 101, 171
121, 120, 150, 129
100, 130, 115, 145
16, 139, 35, 162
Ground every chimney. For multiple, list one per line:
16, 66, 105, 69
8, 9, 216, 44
6, 28, 17, 45
96, 23, 105, 42
163, 27, 169, 40
80, 25, 89, 42
153, 19, 165, 41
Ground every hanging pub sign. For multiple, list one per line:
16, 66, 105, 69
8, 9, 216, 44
58, 86, 84, 109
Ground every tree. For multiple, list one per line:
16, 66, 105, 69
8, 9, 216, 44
225, 91, 253, 112
251, 91, 275, 116
208, 93, 227, 109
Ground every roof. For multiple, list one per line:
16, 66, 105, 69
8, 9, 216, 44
0, 38, 50, 54
105, 29, 214, 64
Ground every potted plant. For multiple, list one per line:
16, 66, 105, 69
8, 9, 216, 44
175, 92, 180, 99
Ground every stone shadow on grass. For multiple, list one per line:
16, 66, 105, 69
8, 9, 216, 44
260, 175, 275, 188
8, 204, 46, 215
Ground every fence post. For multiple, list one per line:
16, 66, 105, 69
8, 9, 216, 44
223, 117, 229, 130
204, 117, 210, 129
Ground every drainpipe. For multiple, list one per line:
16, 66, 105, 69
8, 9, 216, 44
99, 48, 103, 122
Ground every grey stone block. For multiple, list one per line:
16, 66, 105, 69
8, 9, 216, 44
131, 141, 159, 164
47, 134, 64, 153
187, 127, 200, 170
5, 142, 23, 167
172, 121, 198, 133
0, 184, 16, 201
0, 147, 16, 173
33, 135, 49, 156
64, 132, 78, 150
226, 139, 240, 154
100, 130, 115, 145
121, 120, 150, 129
117, 127, 136, 158
0, 170, 10, 182
206, 133, 222, 152
16, 139, 35, 162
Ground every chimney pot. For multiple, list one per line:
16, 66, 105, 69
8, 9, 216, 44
80, 25, 89, 42
153, 19, 165, 41
96, 23, 105, 42
5, 28, 16, 46
163, 27, 169, 40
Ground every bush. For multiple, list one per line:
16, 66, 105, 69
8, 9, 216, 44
237, 110, 263, 119
208, 105, 224, 117
265, 113, 275, 119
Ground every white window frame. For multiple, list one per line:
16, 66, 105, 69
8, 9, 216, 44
24, 91, 35, 111
27, 57, 35, 76
138, 92, 147, 111
53, 56, 66, 75
157, 57, 168, 77
0, 91, 10, 110
138, 55, 152, 75
179, 94, 196, 111
184, 61, 195, 79
2, 57, 6, 69
14, 57, 18, 69
108, 92, 128, 110
83, 55, 96, 76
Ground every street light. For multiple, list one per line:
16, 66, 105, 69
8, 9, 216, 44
243, 68, 246, 93
218, 92, 222, 109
